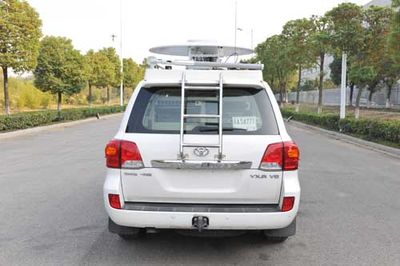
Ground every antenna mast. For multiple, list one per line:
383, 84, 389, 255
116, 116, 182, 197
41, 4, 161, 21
119, 0, 123, 106
234, 1, 238, 53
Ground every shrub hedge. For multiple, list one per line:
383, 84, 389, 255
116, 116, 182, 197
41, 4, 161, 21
281, 108, 400, 145
0, 105, 126, 132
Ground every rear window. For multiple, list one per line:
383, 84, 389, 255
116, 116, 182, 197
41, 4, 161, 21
126, 86, 279, 135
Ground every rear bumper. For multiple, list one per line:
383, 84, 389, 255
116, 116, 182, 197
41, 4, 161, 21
104, 168, 300, 230
106, 205, 298, 230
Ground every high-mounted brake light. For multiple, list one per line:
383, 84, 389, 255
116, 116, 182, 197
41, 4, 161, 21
260, 141, 299, 171
105, 140, 144, 169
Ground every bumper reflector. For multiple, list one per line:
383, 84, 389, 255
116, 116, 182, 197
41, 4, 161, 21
108, 194, 121, 209
282, 196, 295, 212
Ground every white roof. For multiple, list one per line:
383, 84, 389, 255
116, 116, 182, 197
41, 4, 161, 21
149, 40, 253, 57
144, 69, 263, 86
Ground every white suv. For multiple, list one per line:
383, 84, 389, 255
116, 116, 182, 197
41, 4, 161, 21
103, 59, 300, 242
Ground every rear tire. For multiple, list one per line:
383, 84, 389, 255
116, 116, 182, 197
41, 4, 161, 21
263, 235, 288, 243
118, 230, 145, 240
262, 218, 296, 243
109, 218, 145, 240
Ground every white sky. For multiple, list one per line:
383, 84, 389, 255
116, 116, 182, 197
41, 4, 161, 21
27, 0, 370, 63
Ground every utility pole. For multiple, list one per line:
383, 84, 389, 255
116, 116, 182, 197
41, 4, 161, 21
234, 0, 237, 52
119, 0, 124, 106
251, 28, 254, 50
340, 52, 347, 119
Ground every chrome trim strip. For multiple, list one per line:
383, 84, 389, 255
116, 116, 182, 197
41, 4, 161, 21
124, 202, 279, 213
151, 160, 252, 170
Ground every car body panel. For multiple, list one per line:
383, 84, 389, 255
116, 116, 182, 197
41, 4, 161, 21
104, 70, 300, 231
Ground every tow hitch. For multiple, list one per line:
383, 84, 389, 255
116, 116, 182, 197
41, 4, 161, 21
192, 216, 209, 232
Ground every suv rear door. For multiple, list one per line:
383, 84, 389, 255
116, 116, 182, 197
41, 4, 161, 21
121, 85, 283, 204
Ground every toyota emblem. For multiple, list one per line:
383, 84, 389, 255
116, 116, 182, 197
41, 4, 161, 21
193, 147, 210, 157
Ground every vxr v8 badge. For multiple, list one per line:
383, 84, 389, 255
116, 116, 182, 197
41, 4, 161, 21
251, 174, 280, 179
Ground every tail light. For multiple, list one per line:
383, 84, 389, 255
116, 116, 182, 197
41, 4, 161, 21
281, 196, 295, 212
260, 141, 299, 171
105, 140, 144, 169
108, 194, 121, 209
283, 141, 300, 170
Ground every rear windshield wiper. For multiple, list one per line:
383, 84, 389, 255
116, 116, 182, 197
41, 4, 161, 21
197, 127, 247, 132
223, 127, 247, 132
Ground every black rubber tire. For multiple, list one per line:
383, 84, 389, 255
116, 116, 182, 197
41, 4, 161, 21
118, 229, 146, 240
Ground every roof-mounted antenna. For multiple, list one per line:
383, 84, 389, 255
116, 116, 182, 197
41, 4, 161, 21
234, 1, 238, 55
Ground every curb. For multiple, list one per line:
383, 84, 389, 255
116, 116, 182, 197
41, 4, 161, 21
287, 120, 400, 160
0, 113, 123, 140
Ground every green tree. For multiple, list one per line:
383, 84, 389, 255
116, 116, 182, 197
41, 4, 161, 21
349, 65, 377, 118
34, 36, 87, 112
85, 50, 115, 106
362, 6, 394, 107
326, 3, 364, 111
300, 79, 318, 91
381, 54, 400, 108
123, 58, 144, 99
326, 3, 364, 55
329, 55, 357, 105
388, 0, 400, 80
98, 47, 121, 103
256, 35, 296, 105
255, 42, 277, 90
329, 56, 342, 86
308, 15, 332, 113
282, 18, 315, 110
0, 0, 42, 114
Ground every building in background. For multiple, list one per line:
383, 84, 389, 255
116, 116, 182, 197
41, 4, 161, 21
302, 0, 392, 84
292, 0, 399, 108
364, 0, 391, 8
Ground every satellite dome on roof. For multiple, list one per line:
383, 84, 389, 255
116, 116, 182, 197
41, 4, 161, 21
146, 40, 261, 70
149, 40, 253, 58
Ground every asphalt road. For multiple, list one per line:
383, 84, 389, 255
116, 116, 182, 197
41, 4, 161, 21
1, 115, 399, 265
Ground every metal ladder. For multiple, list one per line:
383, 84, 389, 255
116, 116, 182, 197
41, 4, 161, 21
179, 72, 224, 161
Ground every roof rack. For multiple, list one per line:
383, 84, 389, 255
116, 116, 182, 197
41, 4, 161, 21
147, 57, 263, 70
147, 40, 262, 71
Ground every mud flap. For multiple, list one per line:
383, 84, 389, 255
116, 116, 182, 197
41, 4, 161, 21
108, 218, 140, 235
263, 218, 296, 237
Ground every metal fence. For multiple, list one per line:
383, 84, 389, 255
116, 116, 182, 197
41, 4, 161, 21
283, 85, 400, 108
